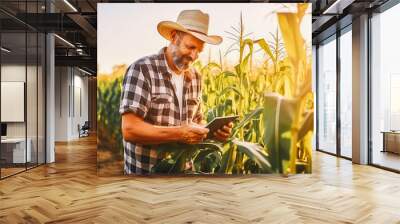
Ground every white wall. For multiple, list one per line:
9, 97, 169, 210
54, 67, 89, 141
1, 65, 37, 138
1, 63, 46, 164
1, 65, 26, 138
55, 67, 69, 141
71, 73, 89, 138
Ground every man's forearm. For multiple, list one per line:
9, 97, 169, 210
129, 125, 183, 145
122, 113, 183, 145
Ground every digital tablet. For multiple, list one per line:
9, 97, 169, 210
205, 115, 239, 139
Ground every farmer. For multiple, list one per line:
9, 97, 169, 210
120, 10, 233, 175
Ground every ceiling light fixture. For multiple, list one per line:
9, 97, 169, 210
78, 67, 93, 76
1, 47, 11, 53
323, 0, 345, 14
63, 0, 78, 12
54, 34, 75, 48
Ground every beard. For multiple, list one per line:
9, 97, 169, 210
173, 55, 192, 70
171, 45, 193, 71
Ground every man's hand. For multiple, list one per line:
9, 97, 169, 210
180, 123, 209, 144
213, 122, 233, 143
192, 112, 203, 124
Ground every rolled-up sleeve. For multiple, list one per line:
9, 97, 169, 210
119, 63, 151, 118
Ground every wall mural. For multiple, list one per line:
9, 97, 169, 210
97, 3, 313, 176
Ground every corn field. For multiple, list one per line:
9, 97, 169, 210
98, 4, 313, 175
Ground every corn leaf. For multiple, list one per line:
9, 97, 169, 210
233, 139, 271, 172
217, 86, 243, 100
297, 111, 313, 140
255, 38, 276, 63
233, 107, 263, 132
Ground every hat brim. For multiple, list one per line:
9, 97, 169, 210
157, 21, 222, 45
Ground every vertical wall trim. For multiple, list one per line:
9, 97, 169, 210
367, 11, 373, 165
72, 68, 75, 118
59, 68, 62, 117
68, 82, 71, 117
80, 88, 82, 117
315, 45, 320, 151
336, 28, 342, 157
25, 9, 28, 170
36, 22, 39, 167
352, 14, 369, 164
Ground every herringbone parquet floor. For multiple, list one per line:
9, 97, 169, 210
1, 136, 400, 224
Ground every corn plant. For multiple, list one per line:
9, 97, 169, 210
97, 65, 126, 162
265, 3, 313, 173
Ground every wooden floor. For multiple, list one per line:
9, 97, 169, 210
373, 150, 400, 171
1, 167, 26, 178
1, 136, 400, 224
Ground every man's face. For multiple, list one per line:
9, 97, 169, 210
170, 31, 204, 71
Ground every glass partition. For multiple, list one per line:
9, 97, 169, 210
339, 28, 352, 158
0, 1, 46, 179
1, 31, 28, 177
317, 36, 337, 155
371, 4, 400, 171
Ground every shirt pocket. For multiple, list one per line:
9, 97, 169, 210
149, 93, 174, 125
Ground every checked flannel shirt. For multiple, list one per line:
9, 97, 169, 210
119, 47, 203, 175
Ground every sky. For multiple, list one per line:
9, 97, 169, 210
98, 3, 311, 74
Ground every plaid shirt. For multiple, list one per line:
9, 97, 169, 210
119, 48, 203, 175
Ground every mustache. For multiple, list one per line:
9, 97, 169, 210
173, 55, 193, 69
182, 55, 194, 62
175, 55, 193, 63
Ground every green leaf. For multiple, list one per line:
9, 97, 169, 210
297, 111, 314, 141
244, 158, 260, 174
234, 64, 241, 75
193, 142, 224, 152
217, 86, 243, 100
194, 149, 222, 173
151, 159, 175, 173
218, 143, 236, 174
240, 39, 254, 60
207, 108, 216, 123
233, 139, 271, 173
263, 93, 297, 173
220, 71, 238, 78
232, 107, 263, 135
201, 62, 222, 74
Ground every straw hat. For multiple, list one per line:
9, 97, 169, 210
157, 10, 222, 45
